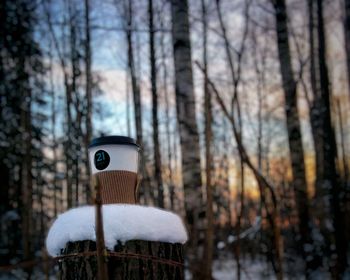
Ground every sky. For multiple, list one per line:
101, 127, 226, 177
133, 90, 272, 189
40, 0, 350, 199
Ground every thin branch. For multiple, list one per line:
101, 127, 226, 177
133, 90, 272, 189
195, 61, 277, 208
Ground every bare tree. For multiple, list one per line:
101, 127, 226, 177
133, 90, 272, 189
44, 0, 81, 209
20, 60, 33, 280
121, 0, 153, 203
201, 0, 214, 278
215, 0, 275, 278
316, 0, 347, 275
158, 4, 175, 210
48, 43, 59, 217
125, 0, 142, 147
196, 61, 284, 280
271, 0, 314, 276
148, 0, 164, 208
170, 0, 204, 277
84, 0, 93, 203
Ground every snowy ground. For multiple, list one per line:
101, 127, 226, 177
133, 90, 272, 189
2, 257, 349, 279
0, 258, 275, 280
213, 258, 275, 280
185, 258, 276, 280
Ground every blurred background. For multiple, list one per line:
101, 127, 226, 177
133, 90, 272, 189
0, 0, 349, 279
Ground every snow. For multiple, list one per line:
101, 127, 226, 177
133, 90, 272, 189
217, 241, 225, 250
1, 210, 20, 222
227, 216, 261, 244
46, 204, 188, 256
186, 257, 276, 280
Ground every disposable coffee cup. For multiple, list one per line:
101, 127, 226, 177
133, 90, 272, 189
88, 136, 140, 204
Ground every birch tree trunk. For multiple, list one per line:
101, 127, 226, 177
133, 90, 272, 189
272, 0, 314, 276
170, 0, 204, 277
159, 8, 175, 210
148, 0, 164, 208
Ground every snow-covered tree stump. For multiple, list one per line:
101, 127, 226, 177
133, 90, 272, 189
46, 205, 187, 280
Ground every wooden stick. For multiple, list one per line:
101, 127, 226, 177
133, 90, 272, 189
93, 175, 109, 280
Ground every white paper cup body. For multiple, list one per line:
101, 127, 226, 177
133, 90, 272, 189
89, 144, 139, 175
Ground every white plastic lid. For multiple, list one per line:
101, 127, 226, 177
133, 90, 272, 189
88, 136, 139, 174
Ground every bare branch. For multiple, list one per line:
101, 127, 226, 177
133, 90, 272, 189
195, 60, 277, 209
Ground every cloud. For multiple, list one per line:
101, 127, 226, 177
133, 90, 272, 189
97, 69, 128, 102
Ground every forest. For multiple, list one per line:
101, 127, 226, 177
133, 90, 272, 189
0, 0, 350, 279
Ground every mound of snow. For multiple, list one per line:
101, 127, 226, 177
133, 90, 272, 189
46, 204, 188, 256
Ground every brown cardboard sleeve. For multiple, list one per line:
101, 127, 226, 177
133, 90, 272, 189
95, 170, 138, 204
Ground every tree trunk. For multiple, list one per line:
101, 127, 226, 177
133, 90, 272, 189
170, 0, 204, 278
159, 8, 175, 210
19, 56, 33, 279
198, 63, 284, 280
148, 0, 164, 208
201, 0, 214, 278
344, 0, 350, 99
272, 0, 314, 276
68, 0, 82, 207
44, 0, 74, 210
126, 0, 142, 147
49, 45, 59, 218
124, 0, 152, 204
308, 0, 327, 227
316, 0, 348, 276
59, 240, 184, 280
234, 163, 244, 280
84, 0, 93, 203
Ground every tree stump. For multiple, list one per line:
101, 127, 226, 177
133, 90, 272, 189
58, 240, 184, 280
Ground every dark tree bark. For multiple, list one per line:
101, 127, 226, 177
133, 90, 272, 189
170, 0, 204, 278
272, 0, 314, 276
68, 1, 84, 207
126, 0, 142, 147
316, 0, 348, 276
48, 45, 59, 218
20, 65, 33, 279
344, 0, 350, 99
148, 0, 164, 208
59, 240, 184, 280
307, 0, 327, 225
336, 100, 349, 185
0, 1, 44, 272
84, 0, 93, 203
307, 0, 348, 276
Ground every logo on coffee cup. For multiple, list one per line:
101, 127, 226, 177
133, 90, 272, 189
94, 150, 110, 170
